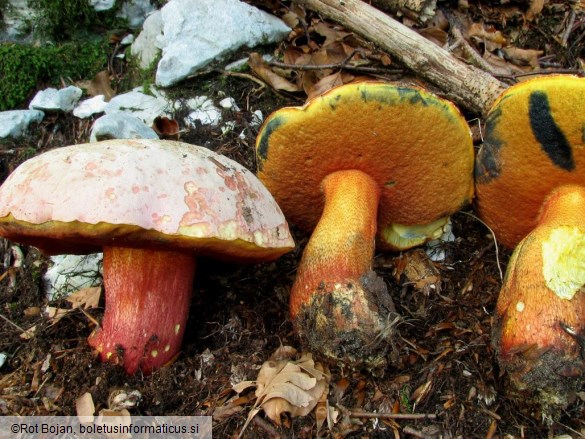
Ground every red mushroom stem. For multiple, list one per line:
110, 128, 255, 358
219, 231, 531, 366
88, 246, 196, 374
494, 184, 585, 401
291, 169, 397, 368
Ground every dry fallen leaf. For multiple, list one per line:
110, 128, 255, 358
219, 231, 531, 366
152, 116, 180, 140
467, 22, 506, 51
76, 392, 95, 424
66, 286, 101, 310
502, 46, 543, 68
526, 0, 545, 21
88, 70, 115, 101
44, 287, 101, 326
313, 21, 352, 47
306, 71, 346, 101
234, 346, 330, 438
396, 249, 441, 294
248, 52, 300, 92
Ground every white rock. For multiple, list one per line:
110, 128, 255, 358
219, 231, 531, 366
89, 0, 115, 11
120, 34, 134, 45
221, 121, 236, 135
0, 110, 44, 138
225, 53, 273, 72
44, 253, 103, 301
0, 0, 38, 41
225, 57, 250, 72
118, 0, 155, 29
219, 97, 240, 111
250, 110, 263, 127
73, 95, 108, 119
426, 220, 456, 262
90, 113, 159, 142
155, 0, 290, 87
104, 87, 171, 125
184, 96, 222, 126
29, 86, 83, 113
131, 10, 164, 69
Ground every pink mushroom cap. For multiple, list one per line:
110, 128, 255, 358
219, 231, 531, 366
0, 139, 294, 373
0, 139, 294, 258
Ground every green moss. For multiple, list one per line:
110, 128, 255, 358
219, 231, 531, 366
0, 40, 108, 111
30, 0, 126, 41
121, 47, 161, 94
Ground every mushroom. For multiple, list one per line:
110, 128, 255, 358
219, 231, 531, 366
256, 81, 474, 368
0, 139, 294, 374
475, 75, 585, 408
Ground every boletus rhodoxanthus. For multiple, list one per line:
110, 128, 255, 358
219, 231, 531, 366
475, 75, 585, 409
0, 139, 294, 374
256, 82, 474, 369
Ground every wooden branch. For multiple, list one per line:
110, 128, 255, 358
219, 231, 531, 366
293, 0, 507, 115
349, 409, 437, 420
372, 0, 437, 23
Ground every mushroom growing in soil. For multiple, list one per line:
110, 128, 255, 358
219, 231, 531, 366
256, 81, 474, 369
0, 139, 294, 374
475, 75, 585, 409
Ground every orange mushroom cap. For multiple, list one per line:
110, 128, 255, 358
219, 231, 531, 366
475, 75, 585, 248
257, 81, 474, 247
256, 82, 474, 368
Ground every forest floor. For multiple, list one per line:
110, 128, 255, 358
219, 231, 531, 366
0, 1, 584, 437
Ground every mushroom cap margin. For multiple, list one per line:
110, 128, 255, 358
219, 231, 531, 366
0, 139, 294, 261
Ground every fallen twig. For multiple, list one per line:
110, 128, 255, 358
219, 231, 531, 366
293, 0, 506, 114
267, 58, 403, 75
0, 313, 26, 332
448, 23, 498, 75
349, 409, 437, 420
222, 71, 268, 89
457, 211, 503, 282
561, 7, 577, 47
402, 425, 434, 438
251, 415, 283, 439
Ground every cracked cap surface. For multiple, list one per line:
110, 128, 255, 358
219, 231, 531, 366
0, 139, 294, 261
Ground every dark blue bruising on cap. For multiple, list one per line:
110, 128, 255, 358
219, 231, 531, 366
358, 85, 431, 107
355, 85, 461, 127
529, 91, 575, 171
328, 94, 342, 111
475, 106, 503, 184
256, 115, 285, 171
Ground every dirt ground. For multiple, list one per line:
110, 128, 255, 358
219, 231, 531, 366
1, 1, 585, 437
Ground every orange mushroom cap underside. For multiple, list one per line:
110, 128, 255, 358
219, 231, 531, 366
0, 139, 294, 261
475, 75, 585, 248
256, 81, 474, 233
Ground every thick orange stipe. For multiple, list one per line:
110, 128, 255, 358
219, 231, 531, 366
494, 185, 585, 401
291, 170, 398, 369
88, 247, 196, 374
291, 170, 379, 315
